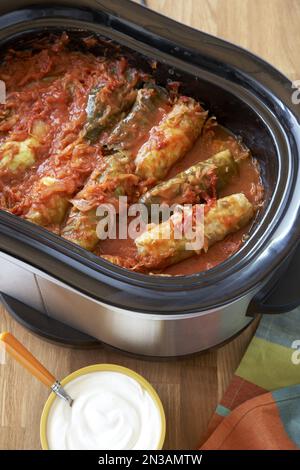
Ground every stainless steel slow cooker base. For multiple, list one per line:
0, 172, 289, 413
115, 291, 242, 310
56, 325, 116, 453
1, 293, 257, 357
0, 252, 254, 356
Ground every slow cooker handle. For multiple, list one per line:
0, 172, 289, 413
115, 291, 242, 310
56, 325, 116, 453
248, 242, 300, 315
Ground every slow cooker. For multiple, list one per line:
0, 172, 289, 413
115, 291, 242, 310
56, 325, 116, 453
0, 0, 299, 356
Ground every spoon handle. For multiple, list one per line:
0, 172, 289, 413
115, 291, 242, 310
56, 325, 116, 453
0, 331, 56, 387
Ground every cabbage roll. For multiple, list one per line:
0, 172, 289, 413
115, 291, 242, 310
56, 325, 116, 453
135, 193, 254, 269
140, 149, 238, 209
135, 97, 207, 180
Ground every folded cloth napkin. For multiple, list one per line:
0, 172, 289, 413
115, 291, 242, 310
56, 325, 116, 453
200, 308, 300, 450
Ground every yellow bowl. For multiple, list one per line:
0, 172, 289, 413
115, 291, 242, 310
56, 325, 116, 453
40, 363, 166, 450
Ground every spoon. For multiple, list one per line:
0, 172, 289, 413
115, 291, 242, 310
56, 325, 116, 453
0, 332, 73, 407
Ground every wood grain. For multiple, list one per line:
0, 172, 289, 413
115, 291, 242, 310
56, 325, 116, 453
0, 307, 258, 450
145, 0, 300, 82
1, 0, 299, 450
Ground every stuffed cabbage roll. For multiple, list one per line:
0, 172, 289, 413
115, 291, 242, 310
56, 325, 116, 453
135, 96, 207, 180
106, 84, 170, 154
0, 120, 49, 176
135, 193, 254, 269
84, 65, 140, 143
140, 149, 238, 210
23, 141, 97, 226
62, 151, 139, 250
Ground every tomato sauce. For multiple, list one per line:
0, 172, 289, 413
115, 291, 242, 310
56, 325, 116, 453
98, 124, 264, 275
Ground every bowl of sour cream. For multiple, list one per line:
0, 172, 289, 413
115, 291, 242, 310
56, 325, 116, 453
40, 364, 166, 450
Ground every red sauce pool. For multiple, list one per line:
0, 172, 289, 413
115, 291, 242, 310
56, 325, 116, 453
98, 124, 264, 276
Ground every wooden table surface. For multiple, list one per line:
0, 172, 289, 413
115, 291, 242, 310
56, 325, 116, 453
0, 0, 299, 450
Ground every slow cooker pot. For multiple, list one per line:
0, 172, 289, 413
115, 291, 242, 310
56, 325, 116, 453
0, 0, 299, 356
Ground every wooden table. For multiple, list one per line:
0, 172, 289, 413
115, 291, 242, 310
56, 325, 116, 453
0, 0, 299, 450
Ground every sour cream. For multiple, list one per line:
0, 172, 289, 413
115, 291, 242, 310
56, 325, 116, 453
46, 371, 162, 450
